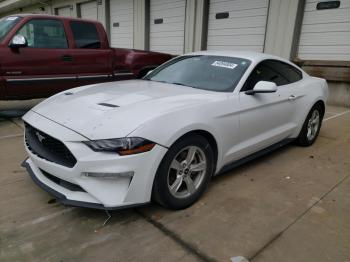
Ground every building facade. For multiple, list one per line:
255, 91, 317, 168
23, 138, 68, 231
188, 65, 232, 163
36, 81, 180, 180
1, 0, 350, 105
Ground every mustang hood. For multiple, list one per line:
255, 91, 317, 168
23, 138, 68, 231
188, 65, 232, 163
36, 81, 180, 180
30, 80, 223, 140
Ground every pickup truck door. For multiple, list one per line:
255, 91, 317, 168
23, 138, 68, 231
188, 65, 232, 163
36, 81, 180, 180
2, 18, 77, 99
67, 21, 114, 87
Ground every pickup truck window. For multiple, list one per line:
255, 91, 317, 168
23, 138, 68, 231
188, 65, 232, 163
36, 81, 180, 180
0, 16, 22, 42
70, 21, 101, 49
16, 19, 68, 49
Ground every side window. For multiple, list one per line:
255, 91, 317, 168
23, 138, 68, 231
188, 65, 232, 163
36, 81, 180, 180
266, 60, 302, 83
70, 21, 101, 49
17, 19, 68, 48
241, 61, 288, 91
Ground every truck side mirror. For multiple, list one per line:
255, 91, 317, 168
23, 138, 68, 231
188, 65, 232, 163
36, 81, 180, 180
9, 35, 28, 49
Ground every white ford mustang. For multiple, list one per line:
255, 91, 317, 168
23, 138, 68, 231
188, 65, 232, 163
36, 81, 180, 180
22, 51, 328, 210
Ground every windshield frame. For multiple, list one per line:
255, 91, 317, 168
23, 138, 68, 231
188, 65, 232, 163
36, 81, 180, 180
144, 55, 252, 93
0, 16, 22, 43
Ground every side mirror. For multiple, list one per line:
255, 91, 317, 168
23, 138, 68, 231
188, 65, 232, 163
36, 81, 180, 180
245, 81, 277, 95
9, 35, 28, 49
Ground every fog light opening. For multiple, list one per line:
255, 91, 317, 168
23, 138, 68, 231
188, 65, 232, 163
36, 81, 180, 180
82, 171, 134, 179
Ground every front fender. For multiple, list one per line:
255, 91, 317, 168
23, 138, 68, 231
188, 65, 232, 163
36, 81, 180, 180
128, 109, 226, 172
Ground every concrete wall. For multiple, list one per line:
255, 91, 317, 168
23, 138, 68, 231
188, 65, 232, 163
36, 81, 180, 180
327, 82, 350, 107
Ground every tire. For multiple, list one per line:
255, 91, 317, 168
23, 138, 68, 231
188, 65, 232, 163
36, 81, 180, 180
152, 134, 214, 210
297, 103, 323, 146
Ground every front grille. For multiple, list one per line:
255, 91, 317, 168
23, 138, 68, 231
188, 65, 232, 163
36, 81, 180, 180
25, 123, 77, 168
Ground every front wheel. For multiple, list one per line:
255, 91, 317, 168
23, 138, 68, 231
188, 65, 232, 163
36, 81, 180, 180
152, 134, 214, 210
297, 104, 323, 146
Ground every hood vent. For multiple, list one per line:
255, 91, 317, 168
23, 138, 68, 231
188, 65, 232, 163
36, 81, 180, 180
98, 103, 119, 108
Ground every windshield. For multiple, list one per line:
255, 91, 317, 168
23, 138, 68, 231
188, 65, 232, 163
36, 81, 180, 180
145, 55, 251, 92
0, 16, 22, 42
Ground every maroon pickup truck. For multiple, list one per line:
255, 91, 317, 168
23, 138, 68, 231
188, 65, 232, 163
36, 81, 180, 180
0, 14, 173, 100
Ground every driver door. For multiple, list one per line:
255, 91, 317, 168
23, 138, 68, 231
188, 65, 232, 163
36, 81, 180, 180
2, 18, 77, 99
236, 60, 297, 158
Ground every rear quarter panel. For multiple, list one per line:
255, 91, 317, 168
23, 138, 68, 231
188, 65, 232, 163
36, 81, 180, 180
291, 76, 328, 137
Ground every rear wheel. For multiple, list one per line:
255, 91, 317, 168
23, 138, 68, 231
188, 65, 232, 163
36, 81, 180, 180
152, 134, 214, 209
297, 104, 323, 146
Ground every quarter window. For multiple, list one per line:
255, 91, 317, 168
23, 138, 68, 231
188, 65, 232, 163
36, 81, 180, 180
17, 19, 68, 48
264, 60, 302, 83
70, 21, 101, 49
242, 60, 302, 91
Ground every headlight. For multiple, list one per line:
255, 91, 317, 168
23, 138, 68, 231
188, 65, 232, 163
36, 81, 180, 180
83, 137, 155, 155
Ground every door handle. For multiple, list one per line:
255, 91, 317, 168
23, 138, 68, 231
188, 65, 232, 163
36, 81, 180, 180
62, 55, 73, 62
288, 95, 297, 101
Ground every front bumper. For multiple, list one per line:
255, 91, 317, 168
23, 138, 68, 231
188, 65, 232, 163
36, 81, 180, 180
22, 111, 168, 209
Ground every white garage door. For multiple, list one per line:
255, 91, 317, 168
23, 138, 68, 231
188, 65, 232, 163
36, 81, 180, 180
80, 1, 98, 20
207, 0, 269, 52
56, 6, 73, 17
298, 0, 350, 61
110, 0, 134, 48
150, 0, 186, 55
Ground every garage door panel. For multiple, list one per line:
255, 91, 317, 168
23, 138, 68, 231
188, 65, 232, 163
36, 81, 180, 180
150, 16, 185, 24
208, 35, 265, 46
299, 32, 350, 45
111, 26, 133, 34
208, 7, 267, 20
57, 6, 72, 17
300, 45, 350, 54
150, 46, 183, 54
110, 14, 133, 22
208, 16, 267, 30
150, 31, 185, 37
301, 22, 350, 33
80, 1, 97, 20
151, 23, 185, 33
297, 53, 350, 60
208, 27, 265, 36
210, 0, 268, 12
151, 7, 186, 18
209, 45, 263, 52
298, 0, 350, 61
112, 38, 133, 46
151, 1, 185, 11
151, 37, 184, 46
111, 21, 133, 28
110, 0, 133, 48
305, 1, 350, 11
303, 8, 350, 24
207, 0, 269, 51
150, 0, 186, 55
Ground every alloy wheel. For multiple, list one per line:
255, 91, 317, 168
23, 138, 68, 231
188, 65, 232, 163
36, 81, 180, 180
167, 146, 207, 199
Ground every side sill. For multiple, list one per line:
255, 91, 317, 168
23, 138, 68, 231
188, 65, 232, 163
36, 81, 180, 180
217, 138, 295, 175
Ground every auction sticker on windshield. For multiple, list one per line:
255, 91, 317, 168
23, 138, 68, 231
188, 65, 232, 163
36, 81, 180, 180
211, 61, 237, 69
